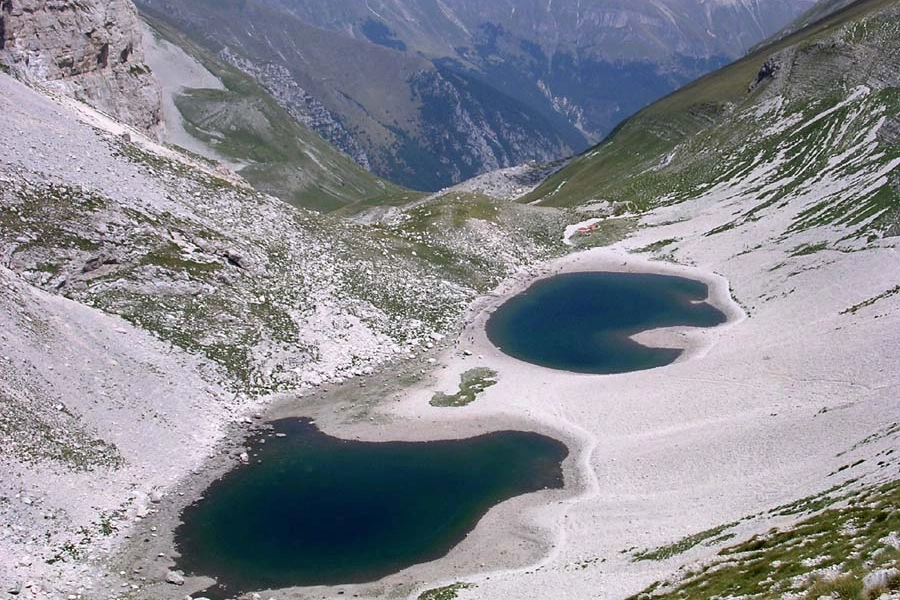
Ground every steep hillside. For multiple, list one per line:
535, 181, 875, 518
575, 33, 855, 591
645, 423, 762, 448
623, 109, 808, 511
0, 0, 400, 213
0, 0, 161, 134
525, 0, 900, 234
132, 0, 815, 191
0, 75, 565, 398
266, 0, 818, 141
135, 0, 575, 191
1, 2, 898, 600
0, 66, 571, 595
268, 0, 814, 60
142, 18, 412, 212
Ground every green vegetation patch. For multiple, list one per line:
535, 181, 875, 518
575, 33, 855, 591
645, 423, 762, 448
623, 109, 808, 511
569, 217, 639, 249
770, 480, 858, 516
790, 241, 830, 257
139, 243, 222, 276
430, 368, 499, 408
418, 582, 476, 600
0, 390, 122, 471
806, 573, 865, 600
636, 238, 680, 254
1, 182, 108, 256
634, 521, 739, 561
628, 479, 900, 600
841, 285, 900, 314
400, 194, 503, 235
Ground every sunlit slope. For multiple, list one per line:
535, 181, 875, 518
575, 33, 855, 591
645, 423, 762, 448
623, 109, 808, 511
146, 18, 415, 212
751, 0, 862, 49
525, 0, 900, 243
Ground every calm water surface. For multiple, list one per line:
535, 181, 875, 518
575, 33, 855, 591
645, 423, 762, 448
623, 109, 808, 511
486, 271, 727, 373
176, 419, 568, 596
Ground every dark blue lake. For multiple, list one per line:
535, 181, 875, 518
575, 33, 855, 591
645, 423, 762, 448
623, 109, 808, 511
485, 271, 727, 373
175, 419, 568, 596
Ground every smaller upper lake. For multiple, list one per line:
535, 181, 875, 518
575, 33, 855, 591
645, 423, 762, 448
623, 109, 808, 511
175, 419, 568, 597
485, 271, 727, 374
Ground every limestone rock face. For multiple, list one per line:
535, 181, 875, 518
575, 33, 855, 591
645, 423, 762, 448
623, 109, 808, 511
0, 0, 161, 135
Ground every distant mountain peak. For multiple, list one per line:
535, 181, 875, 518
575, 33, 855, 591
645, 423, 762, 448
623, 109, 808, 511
133, 0, 818, 190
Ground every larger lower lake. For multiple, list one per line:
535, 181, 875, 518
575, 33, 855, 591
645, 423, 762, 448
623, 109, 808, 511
486, 271, 727, 373
175, 419, 568, 596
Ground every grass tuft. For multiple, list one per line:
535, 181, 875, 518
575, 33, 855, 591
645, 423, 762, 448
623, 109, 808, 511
418, 583, 476, 600
431, 368, 499, 408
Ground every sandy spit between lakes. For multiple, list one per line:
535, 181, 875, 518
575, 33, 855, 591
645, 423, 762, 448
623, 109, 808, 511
120, 246, 744, 600
122, 233, 899, 600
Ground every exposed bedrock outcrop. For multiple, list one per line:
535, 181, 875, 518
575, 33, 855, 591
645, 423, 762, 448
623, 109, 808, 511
0, 0, 161, 135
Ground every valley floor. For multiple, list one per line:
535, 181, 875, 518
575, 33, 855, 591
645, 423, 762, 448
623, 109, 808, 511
122, 220, 898, 600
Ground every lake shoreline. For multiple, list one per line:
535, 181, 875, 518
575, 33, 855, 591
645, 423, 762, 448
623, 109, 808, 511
484, 271, 731, 374
117, 246, 746, 600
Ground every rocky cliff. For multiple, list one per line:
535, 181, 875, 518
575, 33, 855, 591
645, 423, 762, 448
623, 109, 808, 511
0, 0, 161, 135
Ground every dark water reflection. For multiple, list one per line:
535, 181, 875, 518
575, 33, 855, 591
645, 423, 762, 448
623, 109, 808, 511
175, 419, 568, 596
486, 271, 726, 373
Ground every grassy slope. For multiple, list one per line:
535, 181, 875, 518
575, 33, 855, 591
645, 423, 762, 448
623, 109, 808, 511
0, 139, 568, 395
628, 479, 900, 600
145, 17, 419, 213
523, 0, 899, 213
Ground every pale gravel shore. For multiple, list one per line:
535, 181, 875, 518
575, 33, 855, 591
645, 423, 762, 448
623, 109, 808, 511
382, 200, 900, 600
123, 225, 899, 600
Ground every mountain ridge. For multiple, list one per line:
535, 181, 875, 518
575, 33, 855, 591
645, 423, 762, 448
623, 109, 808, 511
133, 0, 818, 190
142, 16, 414, 212
136, 0, 577, 191
523, 0, 900, 221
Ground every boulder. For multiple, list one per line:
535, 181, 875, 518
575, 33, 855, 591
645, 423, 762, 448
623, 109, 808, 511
165, 570, 185, 586
863, 568, 899, 593
880, 533, 900, 550
223, 249, 249, 270
81, 253, 119, 274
